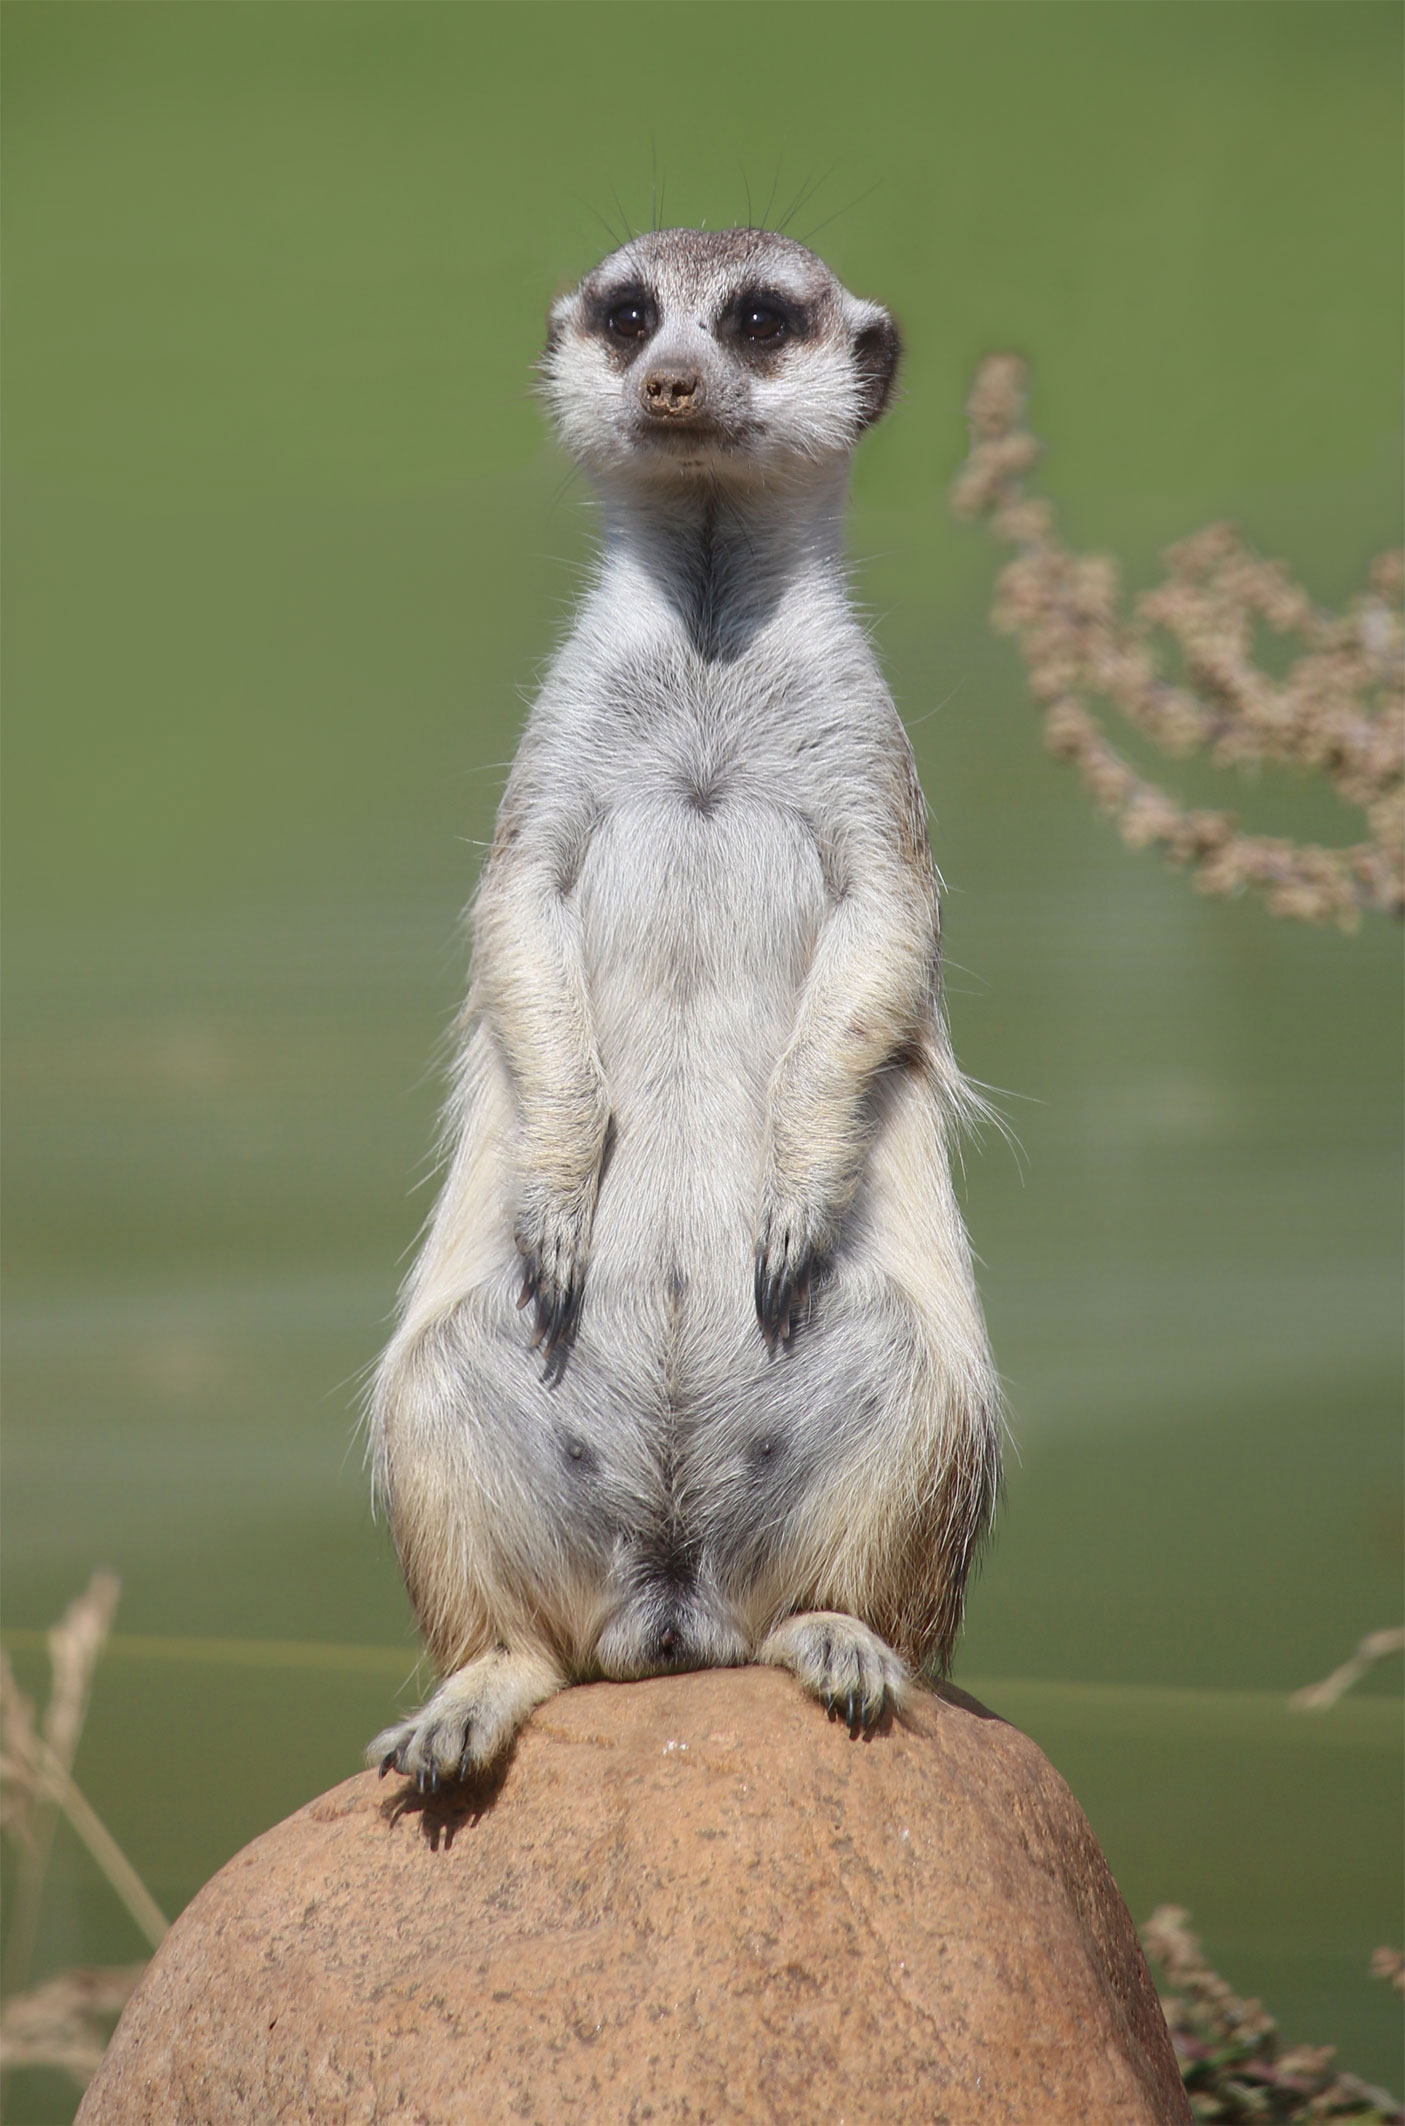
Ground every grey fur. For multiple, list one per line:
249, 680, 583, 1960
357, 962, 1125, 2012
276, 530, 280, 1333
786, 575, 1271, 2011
368, 229, 1002, 1779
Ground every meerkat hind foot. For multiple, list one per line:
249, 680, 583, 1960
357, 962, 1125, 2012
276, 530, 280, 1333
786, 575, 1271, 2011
759, 1611, 909, 1737
368, 1647, 563, 1793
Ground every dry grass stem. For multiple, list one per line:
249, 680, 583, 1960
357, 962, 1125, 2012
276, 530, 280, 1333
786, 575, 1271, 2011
0, 1657, 40, 1847
1291, 1627, 1405, 1711
1143, 1906, 1404, 2121
0, 1964, 145, 2089
1369, 1950, 1405, 2001
44, 1571, 122, 1774
3, 1571, 120, 1994
953, 356, 1405, 930
1, 1573, 166, 2007
5, 1712, 169, 1952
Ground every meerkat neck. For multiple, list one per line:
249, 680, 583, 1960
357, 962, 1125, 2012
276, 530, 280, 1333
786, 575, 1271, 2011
592, 469, 854, 664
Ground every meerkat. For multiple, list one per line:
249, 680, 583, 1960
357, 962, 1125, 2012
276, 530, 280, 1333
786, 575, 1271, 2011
368, 227, 1002, 1790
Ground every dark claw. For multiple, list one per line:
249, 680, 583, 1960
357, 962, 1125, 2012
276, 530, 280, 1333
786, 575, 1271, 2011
768, 1277, 788, 1346
756, 1250, 783, 1350
756, 1238, 817, 1352
518, 1246, 579, 1339
535, 1272, 584, 1362
379, 1751, 397, 1780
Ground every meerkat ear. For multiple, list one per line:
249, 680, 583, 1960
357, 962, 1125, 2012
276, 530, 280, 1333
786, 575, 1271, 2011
850, 302, 902, 429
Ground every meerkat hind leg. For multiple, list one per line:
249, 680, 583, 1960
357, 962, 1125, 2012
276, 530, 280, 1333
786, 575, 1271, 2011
368, 1646, 564, 1793
759, 1611, 909, 1736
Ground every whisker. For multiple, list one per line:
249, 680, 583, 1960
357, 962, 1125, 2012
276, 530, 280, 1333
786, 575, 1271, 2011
608, 178, 636, 244
799, 178, 885, 247
760, 153, 785, 232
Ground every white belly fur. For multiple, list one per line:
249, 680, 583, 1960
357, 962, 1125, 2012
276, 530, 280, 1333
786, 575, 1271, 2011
576, 792, 826, 1300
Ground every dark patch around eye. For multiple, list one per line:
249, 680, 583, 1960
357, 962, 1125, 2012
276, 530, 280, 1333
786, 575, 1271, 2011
722, 288, 810, 355
585, 283, 658, 350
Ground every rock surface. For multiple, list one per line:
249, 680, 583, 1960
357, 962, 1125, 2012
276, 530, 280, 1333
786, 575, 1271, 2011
79, 1668, 1189, 2125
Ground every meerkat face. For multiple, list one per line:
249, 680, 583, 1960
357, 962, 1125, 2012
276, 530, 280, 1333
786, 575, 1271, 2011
540, 228, 900, 485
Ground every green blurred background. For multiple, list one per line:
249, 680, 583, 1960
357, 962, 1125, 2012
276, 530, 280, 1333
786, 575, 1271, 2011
4, 1, 1401, 2113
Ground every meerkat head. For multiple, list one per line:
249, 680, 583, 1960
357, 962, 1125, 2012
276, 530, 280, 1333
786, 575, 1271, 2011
540, 228, 900, 487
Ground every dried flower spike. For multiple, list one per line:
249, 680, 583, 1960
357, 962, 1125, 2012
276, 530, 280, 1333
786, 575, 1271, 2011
954, 356, 1405, 930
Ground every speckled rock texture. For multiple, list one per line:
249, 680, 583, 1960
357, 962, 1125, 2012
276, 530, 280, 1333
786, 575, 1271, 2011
78, 1667, 1189, 2125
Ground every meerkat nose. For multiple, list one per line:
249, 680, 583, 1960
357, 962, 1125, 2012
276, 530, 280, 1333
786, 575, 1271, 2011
642, 368, 706, 420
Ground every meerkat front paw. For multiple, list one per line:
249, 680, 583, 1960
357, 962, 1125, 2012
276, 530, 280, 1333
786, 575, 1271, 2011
759, 1611, 909, 1736
368, 1649, 564, 1793
514, 1176, 598, 1357
754, 1183, 833, 1350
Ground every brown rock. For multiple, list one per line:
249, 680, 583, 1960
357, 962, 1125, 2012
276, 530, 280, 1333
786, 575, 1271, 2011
79, 1669, 1189, 2125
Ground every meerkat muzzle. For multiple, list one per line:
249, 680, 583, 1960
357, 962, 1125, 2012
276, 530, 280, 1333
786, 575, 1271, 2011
642, 367, 706, 419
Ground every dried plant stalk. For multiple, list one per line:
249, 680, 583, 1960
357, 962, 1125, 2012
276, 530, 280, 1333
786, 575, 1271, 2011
1143, 1905, 1404, 2121
1, 1573, 166, 2004
0, 1964, 145, 2089
43, 1572, 122, 1779
0, 1658, 40, 1847
0, 1681, 168, 1955
1370, 1950, 1405, 2001
1291, 1626, 1405, 1711
953, 356, 1404, 930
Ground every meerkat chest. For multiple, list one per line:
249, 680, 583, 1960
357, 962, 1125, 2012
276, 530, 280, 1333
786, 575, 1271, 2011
574, 773, 827, 1006
543, 635, 882, 996
575, 632, 864, 817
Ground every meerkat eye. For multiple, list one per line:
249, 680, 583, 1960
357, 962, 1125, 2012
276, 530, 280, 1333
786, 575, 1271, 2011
605, 299, 654, 341
739, 303, 787, 342
725, 291, 803, 349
